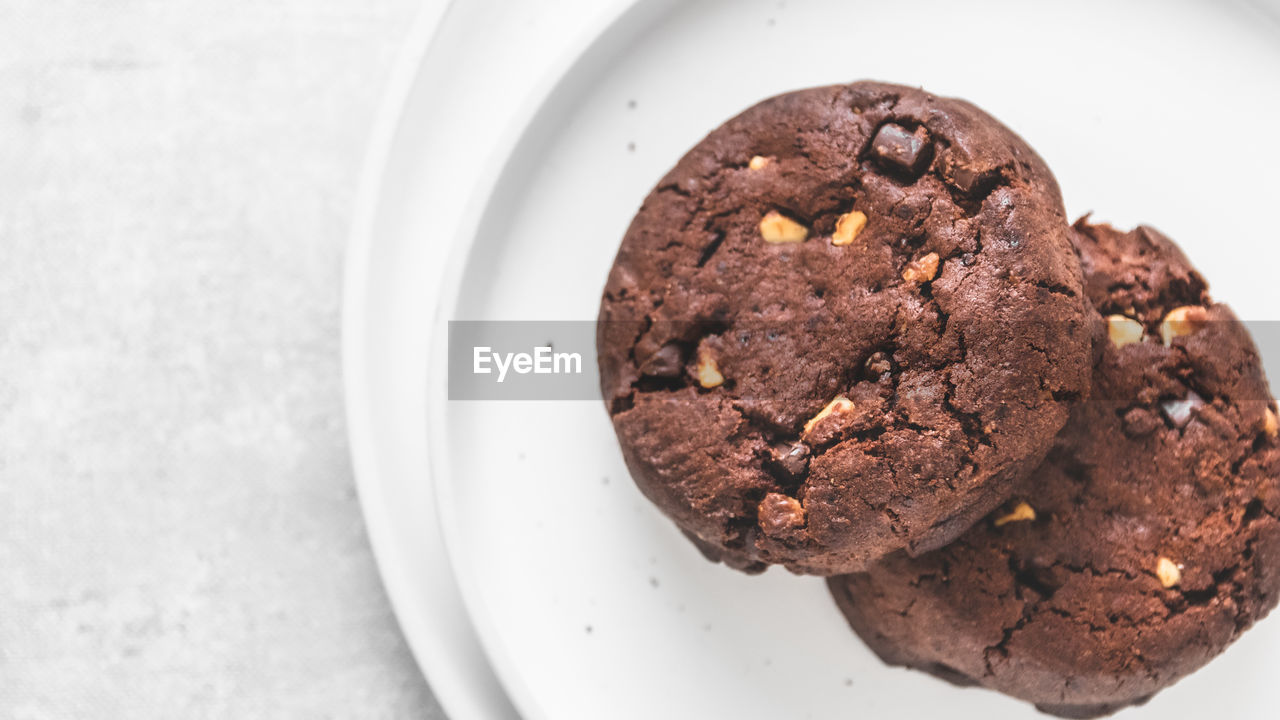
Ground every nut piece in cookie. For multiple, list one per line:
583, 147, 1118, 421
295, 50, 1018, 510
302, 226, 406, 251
758, 493, 806, 538
748, 155, 772, 170
1159, 305, 1208, 346
1156, 556, 1182, 588
696, 350, 724, 389
901, 253, 940, 284
832, 211, 868, 246
802, 395, 855, 440
1106, 315, 1144, 347
759, 210, 809, 243
992, 501, 1036, 528
1265, 408, 1279, 439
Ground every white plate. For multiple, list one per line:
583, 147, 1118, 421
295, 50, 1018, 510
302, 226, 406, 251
354, 0, 1280, 719
343, 2, 513, 717
344, 0, 636, 717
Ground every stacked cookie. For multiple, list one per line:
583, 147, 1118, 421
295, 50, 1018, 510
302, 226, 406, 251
597, 81, 1280, 716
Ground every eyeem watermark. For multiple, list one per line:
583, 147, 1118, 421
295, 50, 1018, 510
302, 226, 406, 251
449, 321, 600, 400
473, 345, 582, 383
450, 319, 1280, 402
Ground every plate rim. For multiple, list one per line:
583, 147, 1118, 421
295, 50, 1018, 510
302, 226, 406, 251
423, 2, 669, 718
342, 1, 520, 718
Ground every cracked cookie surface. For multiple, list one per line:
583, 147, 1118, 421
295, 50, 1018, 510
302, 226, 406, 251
828, 220, 1280, 716
596, 81, 1092, 575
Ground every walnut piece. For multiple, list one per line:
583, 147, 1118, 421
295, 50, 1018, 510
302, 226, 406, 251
758, 492, 806, 538
901, 252, 940, 283
1156, 556, 1182, 588
759, 210, 809, 243
993, 501, 1036, 527
831, 211, 868, 247
748, 155, 772, 170
1159, 306, 1208, 346
802, 395, 854, 439
696, 351, 724, 389
1106, 315, 1144, 347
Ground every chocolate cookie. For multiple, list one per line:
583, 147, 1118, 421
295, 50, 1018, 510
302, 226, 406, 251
828, 220, 1280, 716
597, 82, 1093, 575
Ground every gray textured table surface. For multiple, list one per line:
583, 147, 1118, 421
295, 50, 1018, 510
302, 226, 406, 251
0, 1, 446, 717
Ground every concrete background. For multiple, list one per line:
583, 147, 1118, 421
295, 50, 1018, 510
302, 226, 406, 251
0, 1, 445, 717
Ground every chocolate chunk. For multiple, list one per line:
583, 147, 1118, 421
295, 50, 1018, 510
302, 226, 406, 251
943, 152, 1002, 197
768, 442, 811, 479
639, 343, 684, 378
1161, 391, 1205, 429
870, 123, 932, 177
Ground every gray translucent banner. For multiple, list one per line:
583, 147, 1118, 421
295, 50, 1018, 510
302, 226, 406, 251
449, 319, 1280, 402
449, 321, 601, 400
